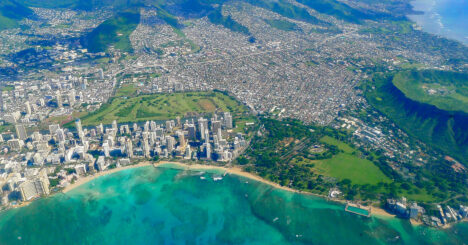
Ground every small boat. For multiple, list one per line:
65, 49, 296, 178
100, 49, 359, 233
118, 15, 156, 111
200, 176, 206, 180
213, 176, 223, 181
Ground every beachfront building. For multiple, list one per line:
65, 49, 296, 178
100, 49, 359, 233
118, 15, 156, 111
19, 170, 50, 201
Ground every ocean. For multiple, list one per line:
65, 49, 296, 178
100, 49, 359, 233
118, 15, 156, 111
408, 0, 468, 45
0, 165, 467, 244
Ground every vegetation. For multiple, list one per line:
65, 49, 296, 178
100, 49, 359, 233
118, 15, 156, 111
241, 118, 388, 200
295, 0, 389, 23
83, 9, 140, 53
115, 84, 138, 97
207, 9, 250, 35
1, 85, 14, 92
80, 91, 248, 126
365, 72, 468, 164
239, 118, 467, 204
17, 0, 137, 10
392, 70, 468, 113
245, 0, 327, 26
0, 0, 32, 30
312, 136, 390, 185
264, 19, 299, 31
0, 123, 14, 134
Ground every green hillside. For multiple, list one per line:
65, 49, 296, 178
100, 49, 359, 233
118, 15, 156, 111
264, 19, 299, 31
296, 0, 388, 23
0, 0, 33, 30
17, 0, 140, 10
83, 10, 141, 53
393, 70, 468, 113
365, 73, 468, 164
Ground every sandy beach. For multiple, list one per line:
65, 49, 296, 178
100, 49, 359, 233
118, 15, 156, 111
62, 161, 152, 193
60, 160, 399, 219
371, 206, 396, 218
156, 162, 402, 218
156, 161, 304, 194
61, 160, 307, 195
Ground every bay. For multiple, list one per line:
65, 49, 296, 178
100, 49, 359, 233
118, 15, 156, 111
0, 166, 467, 244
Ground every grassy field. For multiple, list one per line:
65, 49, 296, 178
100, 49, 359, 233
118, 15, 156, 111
393, 70, 468, 113
320, 136, 354, 153
80, 91, 248, 126
114, 84, 138, 97
305, 136, 391, 185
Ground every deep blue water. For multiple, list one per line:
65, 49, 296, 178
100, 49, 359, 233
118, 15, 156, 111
408, 0, 468, 45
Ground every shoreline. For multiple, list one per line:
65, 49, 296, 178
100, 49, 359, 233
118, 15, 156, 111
21, 160, 465, 229
60, 160, 399, 219
61, 161, 152, 193
155, 161, 398, 219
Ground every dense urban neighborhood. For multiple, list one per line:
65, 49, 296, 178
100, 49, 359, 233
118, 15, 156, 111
0, 0, 467, 233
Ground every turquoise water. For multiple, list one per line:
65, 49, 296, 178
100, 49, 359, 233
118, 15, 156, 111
408, 0, 468, 45
346, 205, 370, 216
0, 166, 467, 244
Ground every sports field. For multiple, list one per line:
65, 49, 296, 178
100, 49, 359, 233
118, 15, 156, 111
312, 136, 391, 185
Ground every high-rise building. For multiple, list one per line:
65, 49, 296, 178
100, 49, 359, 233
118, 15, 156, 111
177, 131, 185, 148
38, 98, 45, 107
103, 142, 110, 157
98, 68, 104, 80
150, 121, 157, 131
19, 170, 50, 201
212, 120, 221, 134
126, 138, 133, 158
15, 124, 27, 140
75, 119, 84, 140
68, 90, 76, 105
176, 116, 181, 127
56, 128, 66, 142
155, 127, 164, 137
166, 136, 175, 152
95, 156, 108, 171
223, 112, 233, 129
112, 120, 118, 132
205, 143, 211, 159
25, 101, 32, 115
185, 145, 192, 159
97, 123, 104, 134
204, 129, 210, 144
187, 124, 196, 140
199, 123, 205, 140
49, 124, 60, 135
143, 138, 151, 158
8, 139, 23, 151
165, 120, 173, 132
198, 118, 208, 136
31, 131, 43, 141
56, 91, 63, 108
